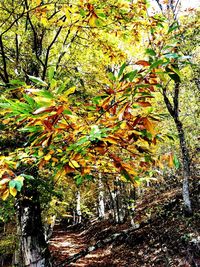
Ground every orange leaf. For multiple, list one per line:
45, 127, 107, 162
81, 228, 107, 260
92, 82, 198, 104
168, 153, 174, 168
135, 60, 150, 66
65, 164, 75, 174
101, 96, 113, 110
143, 117, 155, 135
137, 102, 151, 107
81, 167, 91, 175
2, 189, 9, 200
56, 106, 64, 115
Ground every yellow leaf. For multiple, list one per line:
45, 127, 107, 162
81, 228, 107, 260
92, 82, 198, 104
10, 187, 17, 197
104, 136, 119, 145
120, 121, 127, 129
65, 86, 76, 96
89, 13, 98, 27
57, 149, 63, 153
38, 150, 44, 157
41, 17, 48, 26
69, 160, 80, 168
65, 8, 71, 21
2, 189, 9, 200
44, 154, 51, 161
52, 162, 55, 167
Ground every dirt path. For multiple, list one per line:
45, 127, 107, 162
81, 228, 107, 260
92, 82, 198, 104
49, 223, 130, 267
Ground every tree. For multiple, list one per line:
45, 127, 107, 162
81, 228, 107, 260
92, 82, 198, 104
147, 0, 199, 214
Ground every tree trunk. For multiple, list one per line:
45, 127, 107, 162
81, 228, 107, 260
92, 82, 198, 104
112, 176, 126, 224
75, 190, 82, 224
14, 195, 51, 267
174, 118, 192, 215
162, 83, 192, 215
98, 173, 105, 220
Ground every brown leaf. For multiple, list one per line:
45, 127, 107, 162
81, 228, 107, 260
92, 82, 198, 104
143, 117, 155, 135
137, 101, 151, 107
135, 60, 150, 66
56, 105, 64, 115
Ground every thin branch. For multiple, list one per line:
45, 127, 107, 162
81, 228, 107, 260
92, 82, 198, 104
24, 0, 45, 68
162, 87, 175, 117
42, 15, 66, 80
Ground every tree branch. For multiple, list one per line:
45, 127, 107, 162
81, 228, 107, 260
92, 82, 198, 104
42, 15, 66, 80
173, 82, 179, 118
162, 87, 175, 117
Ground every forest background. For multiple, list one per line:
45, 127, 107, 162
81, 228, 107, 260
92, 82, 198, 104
0, 0, 199, 266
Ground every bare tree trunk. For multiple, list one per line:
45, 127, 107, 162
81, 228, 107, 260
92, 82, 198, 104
163, 83, 192, 215
14, 195, 51, 267
174, 118, 192, 214
75, 190, 82, 224
98, 173, 105, 220
112, 176, 126, 224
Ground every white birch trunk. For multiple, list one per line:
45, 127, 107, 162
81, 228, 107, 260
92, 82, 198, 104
76, 190, 82, 224
98, 173, 105, 219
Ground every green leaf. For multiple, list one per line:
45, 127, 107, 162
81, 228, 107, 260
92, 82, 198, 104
84, 174, 93, 181
37, 90, 54, 99
150, 60, 164, 69
9, 79, 26, 86
28, 75, 48, 86
164, 53, 179, 59
92, 96, 102, 105
0, 102, 11, 108
108, 72, 116, 81
80, 9, 86, 17
23, 94, 36, 107
165, 67, 181, 82
173, 154, 180, 169
48, 66, 55, 81
145, 48, 156, 56
15, 180, 23, 191
122, 70, 137, 82
75, 175, 83, 186
97, 12, 106, 18
19, 125, 43, 133
63, 109, 72, 115
118, 62, 127, 78
9, 180, 16, 188
168, 22, 179, 33
20, 174, 34, 180
56, 83, 66, 94
121, 169, 131, 182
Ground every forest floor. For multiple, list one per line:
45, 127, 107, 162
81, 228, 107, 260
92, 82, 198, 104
49, 180, 200, 267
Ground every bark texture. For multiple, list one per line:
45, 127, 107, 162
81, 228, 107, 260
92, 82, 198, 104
14, 195, 51, 267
